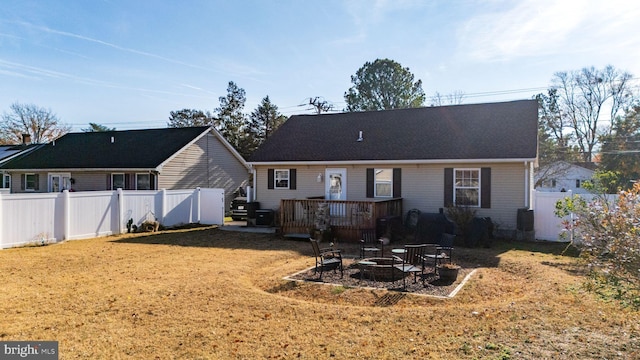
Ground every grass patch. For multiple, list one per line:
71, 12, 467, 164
0, 228, 638, 359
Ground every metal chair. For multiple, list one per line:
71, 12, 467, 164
423, 233, 455, 271
360, 228, 383, 259
309, 239, 343, 280
392, 244, 427, 290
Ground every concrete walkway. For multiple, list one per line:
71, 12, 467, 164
219, 220, 277, 234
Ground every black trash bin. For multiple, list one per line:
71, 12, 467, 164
376, 215, 402, 241
517, 208, 534, 231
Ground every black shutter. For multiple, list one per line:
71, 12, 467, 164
107, 174, 111, 190
125, 174, 131, 190
393, 168, 401, 197
444, 168, 453, 207
481, 167, 491, 209
150, 173, 157, 190
289, 169, 296, 190
20, 174, 25, 190
267, 169, 274, 189
366, 168, 374, 198
34, 174, 39, 191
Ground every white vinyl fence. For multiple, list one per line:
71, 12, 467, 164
0, 188, 224, 249
533, 190, 616, 241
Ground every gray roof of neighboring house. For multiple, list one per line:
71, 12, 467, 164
0, 126, 212, 170
248, 100, 539, 163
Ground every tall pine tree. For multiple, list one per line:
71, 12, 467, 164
246, 96, 287, 155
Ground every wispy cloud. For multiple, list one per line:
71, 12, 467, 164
0, 58, 215, 99
11, 20, 269, 81
13, 20, 216, 71
457, 0, 640, 62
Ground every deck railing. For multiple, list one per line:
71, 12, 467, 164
279, 198, 403, 242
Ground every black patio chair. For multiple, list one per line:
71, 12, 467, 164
392, 244, 427, 290
423, 233, 455, 271
310, 239, 343, 280
360, 228, 383, 259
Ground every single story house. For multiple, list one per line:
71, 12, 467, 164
247, 100, 539, 241
0, 126, 250, 210
535, 161, 596, 194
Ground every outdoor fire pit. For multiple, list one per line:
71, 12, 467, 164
361, 257, 405, 281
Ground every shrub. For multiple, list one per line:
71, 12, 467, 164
555, 182, 640, 308
446, 205, 476, 239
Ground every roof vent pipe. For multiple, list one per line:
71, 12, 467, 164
111, 136, 115, 143
357, 130, 363, 142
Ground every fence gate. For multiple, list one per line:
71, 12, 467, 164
200, 188, 225, 225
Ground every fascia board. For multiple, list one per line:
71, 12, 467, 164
248, 158, 538, 166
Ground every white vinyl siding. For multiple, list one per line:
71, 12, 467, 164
254, 162, 527, 231
158, 132, 249, 211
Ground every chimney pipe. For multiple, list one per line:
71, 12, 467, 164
22, 134, 31, 145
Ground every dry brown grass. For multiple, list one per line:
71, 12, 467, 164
1, 227, 638, 359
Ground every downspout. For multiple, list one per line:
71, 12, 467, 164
524, 161, 534, 210
251, 166, 257, 204
524, 161, 530, 209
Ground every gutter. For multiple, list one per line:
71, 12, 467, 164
2, 168, 158, 173
248, 158, 538, 166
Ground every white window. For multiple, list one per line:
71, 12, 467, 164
542, 179, 556, 188
25, 174, 38, 191
136, 173, 151, 190
2, 174, 10, 189
454, 169, 480, 207
112, 173, 125, 190
374, 169, 393, 197
274, 169, 289, 189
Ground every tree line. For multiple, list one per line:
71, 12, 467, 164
1, 60, 638, 189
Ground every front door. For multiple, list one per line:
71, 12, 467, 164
325, 168, 347, 200
49, 173, 71, 192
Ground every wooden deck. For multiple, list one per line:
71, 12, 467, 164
279, 198, 403, 242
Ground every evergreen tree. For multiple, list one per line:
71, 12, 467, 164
246, 96, 287, 156
167, 109, 213, 128
344, 58, 425, 112
215, 81, 249, 157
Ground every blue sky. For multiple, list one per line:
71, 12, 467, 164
2, 0, 640, 132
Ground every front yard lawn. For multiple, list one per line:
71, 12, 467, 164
0, 227, 638, 359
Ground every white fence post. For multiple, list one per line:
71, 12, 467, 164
161, 188, 167, 224
117, 188, 124, 234
63, 190, 70, 240
196, 187, 201, 223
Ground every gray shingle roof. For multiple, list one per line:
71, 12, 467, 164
248, 100, 538, 162
0, 127, 210, 170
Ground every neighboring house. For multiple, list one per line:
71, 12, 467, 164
535, 161, 596, 194
0, 135, 40, 191
248, 99, 538, 240
0, 126, 250, 210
